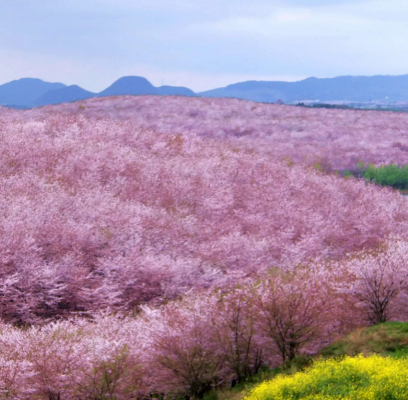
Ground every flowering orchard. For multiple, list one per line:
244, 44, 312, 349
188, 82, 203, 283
5, 95, 408, 170
0, 99, 407, 322
0, 286, 361, 399
1, 243, 408, 399
0, 97, 407, 397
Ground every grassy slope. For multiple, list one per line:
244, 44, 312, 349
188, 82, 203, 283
206, 322, 408, 400
321, 321, 408, 358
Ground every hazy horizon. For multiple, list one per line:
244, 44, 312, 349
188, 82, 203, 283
0, 74, 307, 93
4, 72, 408, 96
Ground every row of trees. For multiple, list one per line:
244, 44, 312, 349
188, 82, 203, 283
0, 238, 407, 399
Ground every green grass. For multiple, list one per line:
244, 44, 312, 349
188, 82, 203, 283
203, 370, 274, 400
320, 322, 408, 358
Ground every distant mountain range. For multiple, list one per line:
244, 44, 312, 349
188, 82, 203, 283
199, 75, 408, 103
0, 76, 195, 108
2, 74, 408, 109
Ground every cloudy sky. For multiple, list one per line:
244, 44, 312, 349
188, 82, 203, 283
1, 0, 407, 92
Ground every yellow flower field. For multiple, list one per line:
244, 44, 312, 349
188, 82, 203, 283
245, 355, 408, 399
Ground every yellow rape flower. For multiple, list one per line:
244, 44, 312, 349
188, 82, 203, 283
245, 355, 408, 400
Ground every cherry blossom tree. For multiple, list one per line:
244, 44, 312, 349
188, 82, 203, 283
212, 286, 264, 384
335, 239, 408, 324
142, 296, 224, 398
255, 265, 337, 365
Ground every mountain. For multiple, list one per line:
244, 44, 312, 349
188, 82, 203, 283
156, 85, 195, 96
6, 74, 408, 109
98, 76, 157, 97
198, 75, 408, 103
33, 85, 96, 107
0, 78, 66, 107
97, 76, 196, 98
0, 76, 196, 109
1, 104, 31, 110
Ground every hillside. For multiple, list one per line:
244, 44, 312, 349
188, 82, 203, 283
198, 322, 408, 400
234, 323, 408, 400
1, 97, 408, 398
16, 95, 408, 171
0, 95, 407, 324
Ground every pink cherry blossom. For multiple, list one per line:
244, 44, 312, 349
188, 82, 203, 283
1, 97, 408, 322
0, 96, 407, 396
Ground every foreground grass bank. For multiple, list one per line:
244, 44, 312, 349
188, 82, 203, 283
321, 321, 408, 358
246, 355, 408, 400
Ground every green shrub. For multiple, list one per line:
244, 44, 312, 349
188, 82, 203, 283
359, 162, 408, 189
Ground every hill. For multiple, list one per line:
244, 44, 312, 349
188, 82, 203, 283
6, 73, 408, 108
29, 95, 408, 171
198, 75, 408, 103
97, 75, 156, 97
33, 85, 96, 106
0, 95, 408, 324
97, 76, 196, 98
156, 84, 195, 96
1, 97, 408, 398
0, 76, 197, 107
0, 78, 65, 107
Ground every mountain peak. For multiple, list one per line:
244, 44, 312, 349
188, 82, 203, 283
0, 78, 66, 106
98, 76, 156, 97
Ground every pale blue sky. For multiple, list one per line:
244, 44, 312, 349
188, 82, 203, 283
1, 0, 407, 92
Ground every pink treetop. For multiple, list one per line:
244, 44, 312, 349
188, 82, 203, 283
16, 95, 408, 171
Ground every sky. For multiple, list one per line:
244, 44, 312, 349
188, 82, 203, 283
1, 0, 408, 92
